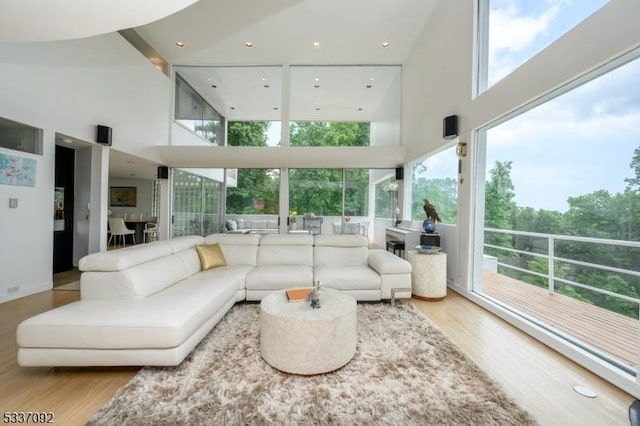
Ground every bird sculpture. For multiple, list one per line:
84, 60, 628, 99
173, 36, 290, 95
423, 199, 442, 224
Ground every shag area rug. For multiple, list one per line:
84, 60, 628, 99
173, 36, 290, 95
87, 303, 537, 425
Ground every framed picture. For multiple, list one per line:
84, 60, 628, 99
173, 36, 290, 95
0, 153, 36, 187
110, 186, 137, 207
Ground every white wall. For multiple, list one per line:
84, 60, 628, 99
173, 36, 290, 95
0, 32, 171, 301
401, 0, 640, 396
108, 178, 155, 219
402, 0, 640, 290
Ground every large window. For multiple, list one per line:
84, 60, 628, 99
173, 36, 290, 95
475, 50, 640, 375
174, 74, 224, 145
289, 65, 401, 147
477, 0, 609, 92
410, 146, 458, 224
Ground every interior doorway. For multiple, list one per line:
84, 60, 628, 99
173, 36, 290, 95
53, 145, 75, 273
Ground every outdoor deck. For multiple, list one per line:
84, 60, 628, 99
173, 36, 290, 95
481, 270, 638, 369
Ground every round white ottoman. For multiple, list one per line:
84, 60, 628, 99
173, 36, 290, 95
259, 288, 357, 375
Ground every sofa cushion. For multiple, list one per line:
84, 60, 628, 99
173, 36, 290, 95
81, 251, 194, 300
368, 249, 412, 274
257, 234, 314, 266
314, 265, 381, 291
314, 234, 368, 248
252, 219, 267, 229
246, 265, 313, 290
314, 246, 369, 267
195, 244, 227, 270
204, 233, 261, 266
19, 272, 241, 350
79, 236, 204, 272
225, 219, 237, 231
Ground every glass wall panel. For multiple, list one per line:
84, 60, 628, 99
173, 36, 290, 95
225, 168, 280, 234
474, 51, 640, 374
172, 169, 222, 237
410, 146, 458, 224
228, 121, 281, 147
288, 168, 388, 236
478, 0, 609, 92
289, 65, 401, 147
174, 74, 224, 145
289, 122, 369, 146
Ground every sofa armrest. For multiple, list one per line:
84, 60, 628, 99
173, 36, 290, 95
368, 249, 411, 274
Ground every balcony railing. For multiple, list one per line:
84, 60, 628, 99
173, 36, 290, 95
482, 227, 640, 373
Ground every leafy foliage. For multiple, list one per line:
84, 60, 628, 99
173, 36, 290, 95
484, 146, 640, 318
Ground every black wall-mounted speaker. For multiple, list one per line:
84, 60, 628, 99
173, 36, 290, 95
157, 166, 169, 179
395, 167, 404, 180
443, 115, 458, 139
96, 125, 112, 146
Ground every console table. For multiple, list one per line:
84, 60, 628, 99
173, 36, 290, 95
407, 251, 447, 300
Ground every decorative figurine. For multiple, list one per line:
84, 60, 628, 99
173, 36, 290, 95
307, 281, 322, 309
422, 199, 441, 233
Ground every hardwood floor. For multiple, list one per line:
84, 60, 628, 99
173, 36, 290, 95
0, 288, 633, 425
413, 292, 634, 425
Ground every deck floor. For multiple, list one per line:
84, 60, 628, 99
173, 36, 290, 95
481, 270, 638, 369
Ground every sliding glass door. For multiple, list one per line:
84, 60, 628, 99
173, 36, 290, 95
288, 168, 373, 236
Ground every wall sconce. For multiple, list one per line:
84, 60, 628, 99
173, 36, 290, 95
456, 142, 467, 185
456, 142, 467, 158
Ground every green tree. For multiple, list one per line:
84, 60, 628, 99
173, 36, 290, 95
289, 122, 370, 146
411, 177, 457, 223
226, 122, 279, 213
484, 161, 517, 266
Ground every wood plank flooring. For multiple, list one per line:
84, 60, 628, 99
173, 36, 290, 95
0, 284, 634, 425
482, 270, 639, 368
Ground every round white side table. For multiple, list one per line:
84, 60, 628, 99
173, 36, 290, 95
259, 288, 357, 375
407, 251, 447, 301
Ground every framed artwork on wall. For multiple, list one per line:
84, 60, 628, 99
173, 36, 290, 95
0, 153, 36, 187
110, 186, 137, 207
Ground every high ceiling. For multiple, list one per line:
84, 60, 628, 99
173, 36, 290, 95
137, 0, 438, 128
135, 0, 439, 67
4, 0, 441, 179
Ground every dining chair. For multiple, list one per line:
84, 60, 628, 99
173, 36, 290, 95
108, 217, 136, 247
144, 221, 159, 243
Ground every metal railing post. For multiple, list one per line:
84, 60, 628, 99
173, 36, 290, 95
548, 236, 555, 294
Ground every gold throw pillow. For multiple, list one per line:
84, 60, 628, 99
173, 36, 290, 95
195, 244, 227, 270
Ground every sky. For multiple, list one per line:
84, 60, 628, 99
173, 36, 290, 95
484, 0, 639, 213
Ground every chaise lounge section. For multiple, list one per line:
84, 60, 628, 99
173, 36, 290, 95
16, 233, 411, 367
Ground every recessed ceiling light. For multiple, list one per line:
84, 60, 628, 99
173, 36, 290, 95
358, 108, 363, 111
313, 42, 320, 48
211, 84, 217, 88
273, 107, 278, 110
314, 84, 320, 88
366, 84, 372, 88
264, 84, 270, 88
175, 41, 184, 48
230, 106, 236, 110
245, 41, 254, 48
381, 41, 390, 48
315, 107, 320, 111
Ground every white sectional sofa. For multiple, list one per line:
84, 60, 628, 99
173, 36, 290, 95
16, 233, 411, 367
